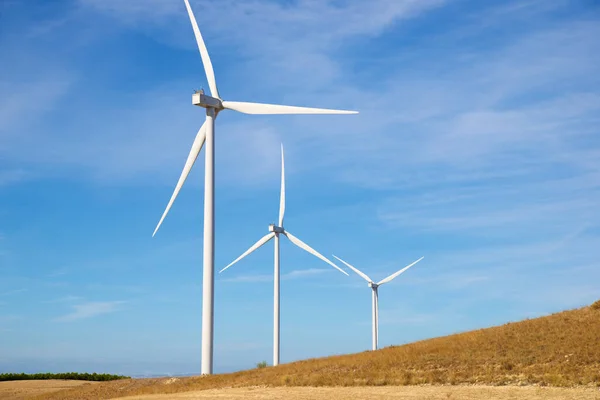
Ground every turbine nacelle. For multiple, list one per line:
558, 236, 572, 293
269, 224, 285, 234
368, 282, 378, 289
193, 93, 224, 110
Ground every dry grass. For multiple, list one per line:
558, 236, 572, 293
0, 380, 96, 400
36, 301, 600, 400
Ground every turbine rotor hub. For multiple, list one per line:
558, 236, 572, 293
269, 224, 285, 234
368, 282, 378, 288
192, 93, 224, 110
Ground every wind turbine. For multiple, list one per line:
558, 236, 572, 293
332, 255, 424, 351
152, 0, 357, 375
219, 144, 348, 367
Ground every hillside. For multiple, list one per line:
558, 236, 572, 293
36, 300, 600, 399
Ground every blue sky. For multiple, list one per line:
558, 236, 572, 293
1, 0, 599, 376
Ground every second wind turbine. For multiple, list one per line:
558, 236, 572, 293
220, 144, 348, 366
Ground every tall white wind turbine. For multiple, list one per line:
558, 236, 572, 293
332, 255, 424, 351
219, 144, 349, 367
152, 1, 358, 375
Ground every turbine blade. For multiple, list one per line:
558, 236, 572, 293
377, 256, 424, 286
222, 101, 358, 115
283, 231, 348, 276
278, 144, 285, 227
183, 0, 219, 98
219, 232, 275, 273
153, 122, 206, 237
332, 255, 372, 283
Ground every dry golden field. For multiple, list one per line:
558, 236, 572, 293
6, 383, 600, 400
111, 386, 600, 400
0, 380, 97, 400
31, 300, 600, 400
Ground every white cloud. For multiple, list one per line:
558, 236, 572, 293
54, 301, 125, 322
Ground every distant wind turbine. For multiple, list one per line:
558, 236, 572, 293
220, 144, 349, 366
332, 255, 424, 351
151, 0, 358, 375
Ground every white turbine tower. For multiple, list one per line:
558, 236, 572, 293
332, 255, 424, 351
219, 144, 349, 367
152, 1, 357, 375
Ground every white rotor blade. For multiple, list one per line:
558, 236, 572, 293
377, 256, 424, 286
219, 232, 275, 273
278, 143, 285, 227
284, 231, 348, 276
332, 255, 372, 283
183, 0, 219, 98
222, 101, 358, 115
153, 122, 206, 237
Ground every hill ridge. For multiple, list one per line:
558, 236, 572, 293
36, 300, 600, 399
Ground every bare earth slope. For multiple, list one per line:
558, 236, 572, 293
35, 301, 600, 400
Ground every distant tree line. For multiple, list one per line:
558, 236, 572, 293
0, 372, 130, 381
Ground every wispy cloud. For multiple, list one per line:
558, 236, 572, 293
1, 0, 448, 185
220, 274, 271, 283
283, 268, 332, 280
0, 169, 29, 186
0, 288, 27, 296
76, 0, 182, 24
377, 312, 437, 327
215, 342, 267, 352
220, 268, 331, 283
0, 315, 21, 321
0, 77, 73, 139
0, 232, 7, 260
85, 284, 146, 293
24, 2, 600, 197
54, 301, 126, 322
403, 273, 491, 291
377, 185, 597, 235
78, 0, 446, 68
46, 268, 69, 278
42, 295, 84, 304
